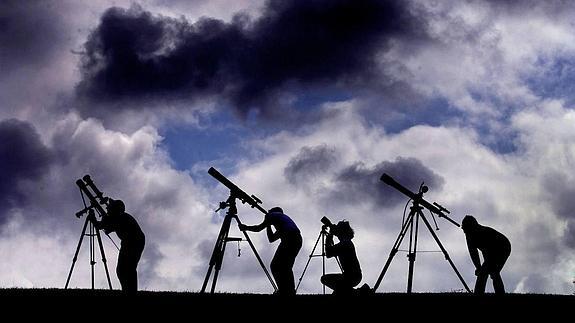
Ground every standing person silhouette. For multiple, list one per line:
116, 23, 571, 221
239, 207, 302, 295
95, 199, 145, 293
462, 215, 511, 294
321, 220, 362, 295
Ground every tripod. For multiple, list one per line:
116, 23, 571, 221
373, 200, 471, 293
201, 194, 278, 293
296, 227, 342, 294
65, 209, 113, 289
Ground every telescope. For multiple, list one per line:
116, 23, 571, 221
75, 175, 109, 218
66, 174, 114, 290
320, 216, 333, 228
380, 173, 459, 227
203, 167, 277, 293
373, 173, 471, 293
208, 167, 266, 214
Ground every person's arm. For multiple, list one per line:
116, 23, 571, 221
466, 235, 481, 273
267, 225, 280, 242
93, 216, 113, 234
325, 234, 337, 258
239, 217, 268, 232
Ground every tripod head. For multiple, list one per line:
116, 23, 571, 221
381, 173, 460, 227
75, 174, 110, 219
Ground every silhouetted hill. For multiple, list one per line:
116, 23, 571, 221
2, 289, 572, 320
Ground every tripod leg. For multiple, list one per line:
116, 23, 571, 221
239, 227, 278, 292
373, 210, 416, 292
296, 230, 322, 292
406, 211, 420, 293
210, 222, 231, 293
418, 211, 472, 293
201, 213, 232, 293
321, 232, 326, 295
65, 216, 90, 289
94, 225, 113, 290
90, 222, 95, 289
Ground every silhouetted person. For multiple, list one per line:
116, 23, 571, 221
321, 221, 362, 295
462, 215, 511, 294
95, 199, 145, 293
239, 207, 302, 295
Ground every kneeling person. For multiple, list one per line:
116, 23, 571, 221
321, 221, 362, 295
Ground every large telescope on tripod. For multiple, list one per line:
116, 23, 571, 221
202, 167, 277, 293
373, 173, 471, 293
380, 173, 460, 227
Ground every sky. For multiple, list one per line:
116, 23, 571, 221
1, 0, 575, 294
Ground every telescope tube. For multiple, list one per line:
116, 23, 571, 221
208, 167, 267, 214
380, 173, 460, 227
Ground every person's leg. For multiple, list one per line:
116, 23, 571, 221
131, 242, 144, 292
321, 274, 344, 293
491, 271, 505, 294
488, 250, 510, 295
121, 243, 144, 293
270, 247, 285, 293
271, 236, 302, 295
474, 265, 488, 294
117, 247, 128, 291
282, 235, 302, 295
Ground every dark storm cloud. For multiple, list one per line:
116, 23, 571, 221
0, 119, 54, 222
332, 157, 444, 208
76, 0, 425, 118
542, 172, 575, 248
0, 1, 66, 74
284, 145, 338, 186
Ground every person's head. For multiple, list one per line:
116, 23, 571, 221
461, 215, 479, 233
107, 199, 125, 216
333, 221, 354, 240
268, 206, 284, 214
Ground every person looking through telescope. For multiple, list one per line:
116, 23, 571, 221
94, 199, 145, 293
320, 219, 362, 295
239, 207, 302, 295
462, 215, 511, 294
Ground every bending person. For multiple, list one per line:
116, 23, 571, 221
462, 215, 511, 294
239, 207, 302, 295
95, 199, 145, 293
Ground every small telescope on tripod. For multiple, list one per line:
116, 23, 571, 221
296, 215, 343, 294
201, 167, 277, 293
65, 175, 114, 290
373, 173, 471, 293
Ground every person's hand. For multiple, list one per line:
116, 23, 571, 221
474, 268, 484, 276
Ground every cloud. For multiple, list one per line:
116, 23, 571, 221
0, 119, 54, 223
76, 0, 426, 119
0, 1, 67, 74
541, 172, 575, 248
332, 157, 445, 208
284, 145, 339, 186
